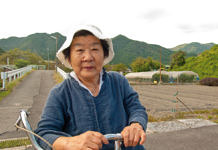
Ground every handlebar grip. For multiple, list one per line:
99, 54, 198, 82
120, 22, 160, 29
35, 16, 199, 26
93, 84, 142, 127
104, 133, 123, 141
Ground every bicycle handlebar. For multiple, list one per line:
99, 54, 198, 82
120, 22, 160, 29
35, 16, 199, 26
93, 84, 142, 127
104, 133, 123, 141
15, 110, 123, 150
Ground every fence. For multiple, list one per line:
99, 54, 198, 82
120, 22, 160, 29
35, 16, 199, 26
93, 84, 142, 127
56, 67, 68, 79
1, 66, 33, 90
31, 65, 46, 70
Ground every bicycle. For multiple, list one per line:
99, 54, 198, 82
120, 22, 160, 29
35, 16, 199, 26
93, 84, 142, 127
15, 110, 123, 150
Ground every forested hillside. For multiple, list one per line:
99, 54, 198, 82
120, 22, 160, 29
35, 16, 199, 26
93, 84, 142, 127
0, 48, 45, 66
171, 42, 215, 55
0, 33, 173, 65
1, 33, 216, 67
172, 45, 218, 79
111, 35, 173, 65
0, 48, 5, 55
0, 33, 66, 60
0, 49, 47, 88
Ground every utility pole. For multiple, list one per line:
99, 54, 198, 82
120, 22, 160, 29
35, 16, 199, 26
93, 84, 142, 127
51, 35, 58, 70
47, 48, 49, 70
56, 35, 58, 55
7, 57, 9, 65
159, 48, 162, 84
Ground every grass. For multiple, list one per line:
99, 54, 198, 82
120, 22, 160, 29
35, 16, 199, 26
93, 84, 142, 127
0, 138, 31, 149
53, 72, 64, 84
0, 71, 33, 102
148, 108, 218, 123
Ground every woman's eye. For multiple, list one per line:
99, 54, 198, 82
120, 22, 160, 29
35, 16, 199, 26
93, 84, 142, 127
92, 48, 99, 51
76, 49, 84, 52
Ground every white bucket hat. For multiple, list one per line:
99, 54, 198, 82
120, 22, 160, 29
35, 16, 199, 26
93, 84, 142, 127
56, 24, 114, 69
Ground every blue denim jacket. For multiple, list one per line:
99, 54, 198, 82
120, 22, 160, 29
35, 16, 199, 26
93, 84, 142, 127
35, 71, 148, 150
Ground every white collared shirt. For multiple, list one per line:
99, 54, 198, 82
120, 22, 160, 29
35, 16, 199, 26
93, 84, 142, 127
70, 71, 103, 96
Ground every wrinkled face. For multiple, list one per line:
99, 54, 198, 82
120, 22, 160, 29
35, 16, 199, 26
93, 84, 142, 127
69, 35, 104, 81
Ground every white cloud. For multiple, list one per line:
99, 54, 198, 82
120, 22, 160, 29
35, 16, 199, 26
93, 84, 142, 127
142, 9, 167, 22
0, 0, 218, 47
178, 25, 196, 33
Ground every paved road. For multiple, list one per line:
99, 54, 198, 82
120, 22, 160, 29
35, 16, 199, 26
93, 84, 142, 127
0, 70, 55, 139
145, 125, 218, 150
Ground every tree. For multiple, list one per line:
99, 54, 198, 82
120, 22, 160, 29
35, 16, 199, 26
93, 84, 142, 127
0, 48, 5, 55
0, 48, 45, 65
15, 59, 30, 68
170, 51, 186, 69
104, 64, 113, 71
146, 57, 160, 70
112, 63, 128, 72
131, 57, 160, 72
171, 45, 218, 79
131, 57, 148, 72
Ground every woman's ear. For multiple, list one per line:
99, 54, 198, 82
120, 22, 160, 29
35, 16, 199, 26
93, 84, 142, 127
67, 57, 71, 64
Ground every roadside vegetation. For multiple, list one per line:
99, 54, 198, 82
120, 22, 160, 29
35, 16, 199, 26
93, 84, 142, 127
0, 71, 32, 102
0, 49, 45, 66
53, 72, 64, 84
148, 109, 218, 123
171, 45, 218, 79
0, 138, 30, 149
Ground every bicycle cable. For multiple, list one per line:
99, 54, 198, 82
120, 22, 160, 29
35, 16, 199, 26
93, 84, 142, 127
14, 123, 54, 149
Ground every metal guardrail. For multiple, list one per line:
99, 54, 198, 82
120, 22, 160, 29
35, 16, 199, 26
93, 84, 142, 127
1, 66, 32, 90
56, 67, 68, 79
31, 65, 46, 70
0, 65, 17, 70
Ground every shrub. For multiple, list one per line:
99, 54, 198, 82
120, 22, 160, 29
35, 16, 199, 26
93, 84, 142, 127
152, 73, 169, 83
15, 59, 30, 68
199, 78, 218, 86
178, 74, 195, 83
127, 78, 152, 83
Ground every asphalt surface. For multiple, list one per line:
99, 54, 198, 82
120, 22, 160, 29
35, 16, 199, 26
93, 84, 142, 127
145, 124, 218, 150
145, 119, 218, 150
0, 70, 55, 140
0, 70, 218, 150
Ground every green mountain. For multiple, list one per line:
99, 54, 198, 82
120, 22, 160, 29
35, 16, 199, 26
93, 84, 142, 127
1, 33, 217, 67
171, 42, 215, 55
111, 35, 173, 65
0, 33, 173, 65
172, 45, 218, 79
0, 48, 5, 55
0, 48, 45, 65
0, 33, 66, 60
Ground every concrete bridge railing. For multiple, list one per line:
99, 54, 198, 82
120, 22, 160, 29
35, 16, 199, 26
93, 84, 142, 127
1, 66, 33, 90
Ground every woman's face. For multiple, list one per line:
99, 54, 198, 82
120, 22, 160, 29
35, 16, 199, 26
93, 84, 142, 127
69, 35, 104, 81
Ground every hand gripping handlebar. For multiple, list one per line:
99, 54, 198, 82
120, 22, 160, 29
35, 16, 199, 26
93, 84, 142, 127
15, 110, 123, 150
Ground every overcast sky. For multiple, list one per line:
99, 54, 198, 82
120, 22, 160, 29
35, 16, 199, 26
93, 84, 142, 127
1, 0, 218, 48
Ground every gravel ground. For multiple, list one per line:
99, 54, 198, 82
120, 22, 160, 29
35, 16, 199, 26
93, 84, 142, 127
146, 118, 217, 134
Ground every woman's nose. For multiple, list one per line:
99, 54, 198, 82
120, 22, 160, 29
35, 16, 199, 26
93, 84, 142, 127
83, 50, 94, 61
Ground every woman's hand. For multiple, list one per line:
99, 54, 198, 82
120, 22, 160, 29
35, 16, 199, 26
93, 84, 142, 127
121, 123, 146, 147
53, 131, 109, 150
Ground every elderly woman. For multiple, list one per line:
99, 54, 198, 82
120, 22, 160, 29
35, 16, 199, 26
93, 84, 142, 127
35, 25, 148, 150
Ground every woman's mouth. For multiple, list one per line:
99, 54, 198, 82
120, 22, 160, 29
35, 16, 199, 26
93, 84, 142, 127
83, 66, 94, 70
